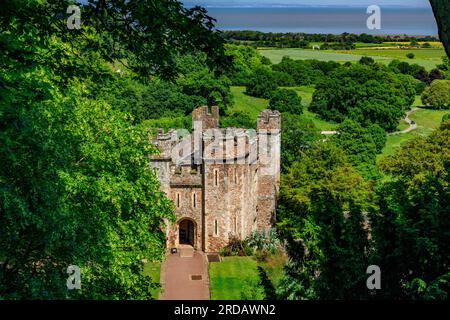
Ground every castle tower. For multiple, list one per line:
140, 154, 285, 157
256, 110, 281, 230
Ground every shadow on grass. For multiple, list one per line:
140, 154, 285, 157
257, 266, 277, 300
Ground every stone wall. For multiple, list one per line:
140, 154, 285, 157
149, 107, 281, 253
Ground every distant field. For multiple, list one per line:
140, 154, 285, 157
259, 47, 446, 70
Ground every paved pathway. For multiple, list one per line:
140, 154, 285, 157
159, 250, 210, 300
389, 108, 419, 135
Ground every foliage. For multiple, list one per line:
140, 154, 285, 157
272, 57, 337, 86
331, 119, 385, 179
224, 44, 269, 86
407, 53, 415, 59
373, 120, 450, 299
276, 143, 375, 299
0, 0, 230, 299
280, 113, 321, 170
245, 68, 279, 99
421, 80, 450, 109
310, 64, 417, 131
269, 89, 303, 115
0, 0, 231, 80
240, 279, 266, 300
220, 111, 255, 129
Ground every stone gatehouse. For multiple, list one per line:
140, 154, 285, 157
149, 106, 281, 253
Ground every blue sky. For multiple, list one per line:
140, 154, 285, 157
183, 0, 430, 8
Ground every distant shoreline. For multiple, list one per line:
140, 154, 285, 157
197, 6, 438, 36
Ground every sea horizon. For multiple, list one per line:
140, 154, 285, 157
183, 3, 439, 36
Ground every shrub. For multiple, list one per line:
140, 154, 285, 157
407, 53, 415, 59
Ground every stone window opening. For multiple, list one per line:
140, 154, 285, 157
214, 169, 219, 186
176, 193, 180, 208
192, 192, 197, 208
214, 219, 218, 236
234, 167, 237, 184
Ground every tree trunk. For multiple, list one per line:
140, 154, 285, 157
429, 0, 450, 58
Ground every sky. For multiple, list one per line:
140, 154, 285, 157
183, 0, 430, 8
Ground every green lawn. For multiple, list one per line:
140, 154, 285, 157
209, 256, 262, 300
230, 86, 269, 119
143, 261, 162, 299
259, 47, 445, 70
380, 107, 448, 158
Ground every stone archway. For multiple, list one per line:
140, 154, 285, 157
178, 219, 195, 247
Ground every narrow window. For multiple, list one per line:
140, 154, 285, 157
233, 216, 237, 233
214, 220, 218, 236
176, 193, 180, 208
234, 167, 237, 184
192, 193, 196, 208
214, 169, 219, 186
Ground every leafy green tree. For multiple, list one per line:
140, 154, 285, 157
280, 113, 321, 170
277, 144, 375, 300
0, 0, 228, 299
1, 0, 231, 79
429, 0, 450, 58
272, 57, 325, 86
269, 89, 303, 115
310, 64, 417, 131
224, 44, 269, 85
359, 56, 375, 65
421, 80, 450, 109
373, 120, 450, 299
331, 119, 383, 179
245, 68, 279, 99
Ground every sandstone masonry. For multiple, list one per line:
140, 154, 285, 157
149, 106, 281, 253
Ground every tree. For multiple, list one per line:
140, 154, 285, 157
359, 56, 375, 65
331, 119, 382, 179
0, 0, 228, 299
0, 0, 231, 80
280, 113, 321, 170
277, 144, 375, 299
310, 64, 417, 131
269, 89, 303, 115
373, 120, 450, 299
245, 68, 279, 99
429, 0, 450, 58
421, 80, 450, 109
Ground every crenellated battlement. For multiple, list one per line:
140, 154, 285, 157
257, 109, 281, 131
192, 106, 219, 130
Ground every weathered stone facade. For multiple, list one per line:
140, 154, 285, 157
149, 106, 280, 253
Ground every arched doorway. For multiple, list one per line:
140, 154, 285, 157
179, 219, 195, 247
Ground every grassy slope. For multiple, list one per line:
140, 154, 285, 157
209, 256, 261, 300
259, 47, 445, 70
230, 86, 269, 119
